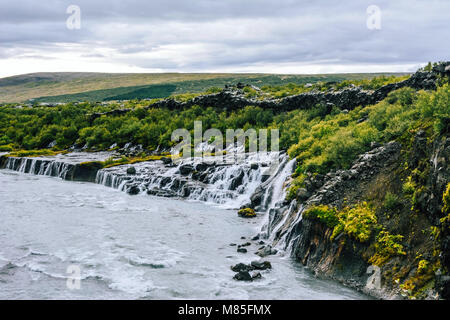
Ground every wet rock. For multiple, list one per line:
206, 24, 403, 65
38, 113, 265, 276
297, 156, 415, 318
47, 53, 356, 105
229, 243, 237, 246
126, 166, 136, 175
238, 242, 251, 247
194, 163, 209, 172
231, 263, 254, 273
250, 163, 259, 170
296, 188, 311, 201
251, 260, 272, 270
256, 245, 277, 257
238, 208, 256, 218
179, 164, 194, 176
233, 271, 252, 281
251, 235, 260, 241
161, 157, 172, 165
237, 247, 248, 253
127, 185, 140, 195
251, 272, 262, 280
230, 169, 245, 190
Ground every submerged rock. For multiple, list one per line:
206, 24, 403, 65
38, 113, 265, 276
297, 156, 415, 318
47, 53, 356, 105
126, 166, 136, 175
237, 247, 248, 253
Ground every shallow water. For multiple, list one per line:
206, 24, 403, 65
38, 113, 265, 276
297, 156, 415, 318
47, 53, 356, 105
0, 170, 368, 299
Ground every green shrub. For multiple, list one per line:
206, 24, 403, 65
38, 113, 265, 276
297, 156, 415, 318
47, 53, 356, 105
383, 192, 402, 210
368, 230, 406, 266
303, 205, 339, 228
402, 176, 416, 196
331, 202, 377, 242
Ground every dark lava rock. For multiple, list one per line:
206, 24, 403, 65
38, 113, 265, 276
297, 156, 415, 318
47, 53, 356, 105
251, 260, 272, 270
231, 263, 254, 273
238, 242, 251, 248
230, 169, 245, 190
237, 248, 248, 253
233, 271, 252, 281
161, 157, 172, 165
256, 245, 277, 257
229, 243, 237, 246
126, 166, 136, 175
179, 164, 194, 175
127, 185, 140, 195
250, 163, 259, 170
251, 272, 262, 280
251, 235, 260, 241
194, 163, 209, 172
296, 188, 311, 201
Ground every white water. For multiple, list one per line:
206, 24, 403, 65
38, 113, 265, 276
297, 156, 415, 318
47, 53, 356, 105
0, 170, 368, 299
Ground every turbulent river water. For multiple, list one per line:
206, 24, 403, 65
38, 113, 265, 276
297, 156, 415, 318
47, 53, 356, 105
0, 170, 368, 299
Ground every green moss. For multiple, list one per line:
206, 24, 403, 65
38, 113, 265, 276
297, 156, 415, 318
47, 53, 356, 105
0, 144, 14, 152
402, 176, 415, 196
286, 174, 306, 201
303, 205, 339, 229
443, 183, 450, 214
304, 202, 377, 243
332, 202, 378, 243
237, 208, 256, 218
7, 149, 59, 157
368, 230, 406, 266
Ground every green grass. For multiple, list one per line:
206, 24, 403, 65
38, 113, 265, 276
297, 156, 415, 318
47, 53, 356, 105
0, 72, 409, 103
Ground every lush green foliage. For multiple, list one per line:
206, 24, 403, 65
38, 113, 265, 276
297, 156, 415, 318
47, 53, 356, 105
303, 202, 377, 243
302, 205, 339, 228
368, 230, 406, 266
331, 202, 378, 242
0, 79, 448, 180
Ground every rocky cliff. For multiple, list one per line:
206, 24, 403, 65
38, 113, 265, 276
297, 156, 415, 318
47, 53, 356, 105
263, 132, 449, 299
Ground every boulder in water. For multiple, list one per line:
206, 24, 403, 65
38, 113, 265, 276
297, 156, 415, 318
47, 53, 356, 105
251, 272, 262, 280
256, 245, 277, 257
127, 185, 140, 195
231, 263, 254, 272
237, 247, 248, 253
126, 166, 136, 175
179, 164, 194, 175
233, 271, 253, 281
251, 260, 272, 270
237, 208, 256, 218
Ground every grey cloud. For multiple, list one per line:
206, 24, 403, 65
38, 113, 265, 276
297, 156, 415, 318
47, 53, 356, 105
0, 0, 449, 74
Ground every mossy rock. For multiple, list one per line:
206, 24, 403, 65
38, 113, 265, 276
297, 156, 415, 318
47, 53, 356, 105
238, 208, 256, 218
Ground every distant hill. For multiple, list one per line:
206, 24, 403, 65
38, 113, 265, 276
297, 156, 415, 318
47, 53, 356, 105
0, 72, 409, 103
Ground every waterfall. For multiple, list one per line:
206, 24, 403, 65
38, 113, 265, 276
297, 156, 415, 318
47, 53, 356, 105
93, 151, 292, 208
2, 157, 73, 180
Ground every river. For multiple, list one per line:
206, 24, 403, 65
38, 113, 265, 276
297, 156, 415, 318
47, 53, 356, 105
0, 170, 368, 299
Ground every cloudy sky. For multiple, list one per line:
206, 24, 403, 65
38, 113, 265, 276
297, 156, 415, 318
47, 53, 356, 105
0, 0, 449, 77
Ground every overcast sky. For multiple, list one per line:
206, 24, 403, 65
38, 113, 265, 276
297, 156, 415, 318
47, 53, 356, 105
0, 0, 449, 77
